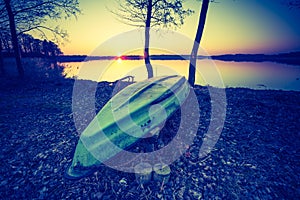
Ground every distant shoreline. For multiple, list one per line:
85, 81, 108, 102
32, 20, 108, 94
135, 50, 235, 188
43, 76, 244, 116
3, 51, 300, 66
55, 51, 300, 66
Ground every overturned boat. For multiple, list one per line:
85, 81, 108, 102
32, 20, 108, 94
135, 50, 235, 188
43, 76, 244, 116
65, 75, 190, 179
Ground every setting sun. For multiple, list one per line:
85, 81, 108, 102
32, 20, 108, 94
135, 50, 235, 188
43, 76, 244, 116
117, 57, 122, 63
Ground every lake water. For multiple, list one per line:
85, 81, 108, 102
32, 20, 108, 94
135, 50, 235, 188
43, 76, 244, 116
61, 59, 300, 91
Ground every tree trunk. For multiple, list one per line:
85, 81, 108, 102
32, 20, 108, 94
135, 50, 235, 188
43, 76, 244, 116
4, 0, 24, 78
188, 0, 210, 87
144, 0, 153, 79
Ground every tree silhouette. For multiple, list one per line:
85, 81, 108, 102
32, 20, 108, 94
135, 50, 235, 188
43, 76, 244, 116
188, 0, 300, 87
4, 0, 24, 77
1, 0, 80, 77
1, 33, 63, 57
41, 39, 62, 57
112, 0, 193, 78
188, 0, 210, 87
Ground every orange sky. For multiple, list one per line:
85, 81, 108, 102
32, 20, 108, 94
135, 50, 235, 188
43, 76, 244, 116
47, 0, 300, 55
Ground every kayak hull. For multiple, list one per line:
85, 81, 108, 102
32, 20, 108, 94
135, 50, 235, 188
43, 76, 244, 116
66, 75, 190, 179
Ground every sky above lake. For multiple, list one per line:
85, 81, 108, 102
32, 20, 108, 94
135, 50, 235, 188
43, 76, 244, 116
57, 0, 300, 56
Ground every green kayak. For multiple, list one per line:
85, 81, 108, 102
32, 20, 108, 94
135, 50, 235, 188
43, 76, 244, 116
65, 75, 190, 179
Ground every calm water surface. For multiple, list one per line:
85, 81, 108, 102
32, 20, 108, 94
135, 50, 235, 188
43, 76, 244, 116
61, 59, 300, 91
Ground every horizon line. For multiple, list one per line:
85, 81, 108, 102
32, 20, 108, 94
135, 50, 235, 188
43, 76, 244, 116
61, 50, 300, 58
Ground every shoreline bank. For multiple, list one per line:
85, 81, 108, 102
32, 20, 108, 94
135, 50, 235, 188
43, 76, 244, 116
0, 76, 299, 199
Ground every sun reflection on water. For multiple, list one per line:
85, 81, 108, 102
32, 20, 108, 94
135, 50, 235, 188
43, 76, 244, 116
60, 59, 300, 91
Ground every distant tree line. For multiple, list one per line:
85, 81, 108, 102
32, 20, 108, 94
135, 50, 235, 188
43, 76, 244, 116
0, 0, 80, 77
1, 33, 62, 57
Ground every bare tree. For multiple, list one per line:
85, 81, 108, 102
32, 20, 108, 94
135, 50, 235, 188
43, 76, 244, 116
188, 0, 210, 87
4, 0, 24, 77
1, 0, 80, 77
112, 0, 193, 78
188, 0, 300, 87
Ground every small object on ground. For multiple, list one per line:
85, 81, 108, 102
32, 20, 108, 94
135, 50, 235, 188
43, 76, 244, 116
153, 163, 171, 183
65, 75, 190, 179
119, 177, 128, 186
134, 162, 153, 184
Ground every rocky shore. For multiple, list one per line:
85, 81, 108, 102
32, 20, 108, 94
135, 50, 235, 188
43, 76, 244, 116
0, 75, 299, 199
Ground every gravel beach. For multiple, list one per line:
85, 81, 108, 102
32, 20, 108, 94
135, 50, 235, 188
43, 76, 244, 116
0, 73, 299, 199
